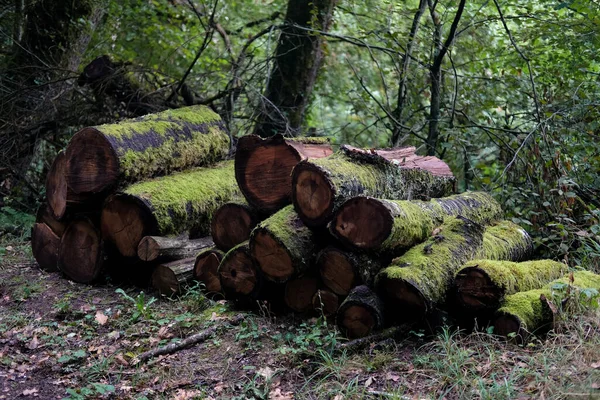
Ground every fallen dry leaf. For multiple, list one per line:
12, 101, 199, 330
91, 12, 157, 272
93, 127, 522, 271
269, 387, 294, 400
258, 366, 275, 380
592, 382, 600, 390
114, 353, 129, 367
214, 382, 225, 393
173, 389, 202, 400
95, 311, 108, 325
27, 335, 39, 350
22, 388, 38, 396
157, 326, 172, 339
364, 376, 373, 387
386, 372, 400, 382
591, 362, 600, 369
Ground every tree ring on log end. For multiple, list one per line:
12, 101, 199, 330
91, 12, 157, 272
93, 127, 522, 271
251, 230, 294, 282
339, 305, 376, 338
137, 236, 160, 262
31, 223, 60, 272
317, 248, 357, 295
211, 203, 256, 251
152, 266, 179, 296
219, 251, 258, 296
58, 219, 103, 283
66, 127, 119, 194
333, 197, 393, 249
46, 151, 69, 220
194, 251, 223, 293
382, 279, 428, 321
284, 275, 319, 313
454, 266, 502, 311
493, 314, 523, 339
292, 162, 335, 226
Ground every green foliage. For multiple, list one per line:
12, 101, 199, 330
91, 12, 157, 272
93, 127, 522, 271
114, 288, 157, 322
0, 207, 35, 240
64, 383, 115, 400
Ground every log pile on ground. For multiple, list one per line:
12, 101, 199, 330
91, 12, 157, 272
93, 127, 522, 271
31, 108, 600, 343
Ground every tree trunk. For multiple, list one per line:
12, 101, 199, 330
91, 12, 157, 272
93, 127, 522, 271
100, 161, 240, 257
66, 105, 229, 194
252, 0, 338, 137
292, 145, 455, 227
152, 257, 196, 296
454, 259, 565, 314
194, 248, 225, 295
137, 236, 214, 262
235, 134, 332, 212
337, 285, 385, 339
58, 219, 104, 284
331, 191, 502, 254
211, 202, 260, 252
316, 246, 382, 295
250, 205, 317, 283
312, 289, 339, 317
284, 274, 320, 313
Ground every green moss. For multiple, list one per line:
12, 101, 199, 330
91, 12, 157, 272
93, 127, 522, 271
124, 160, 241, 235
497, 271, 600, 334
478, 220, 533, 261
288, 136, 330, 145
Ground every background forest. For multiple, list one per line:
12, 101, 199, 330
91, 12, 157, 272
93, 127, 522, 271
1, 0, 599, 269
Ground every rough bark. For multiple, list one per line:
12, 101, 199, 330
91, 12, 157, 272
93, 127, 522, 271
292, 145, 455, 227
66, 105, 229, 194
194, 248, 225, 295
252, 0, 338, 137
454, 259, 565, 314
249, 205, 317, 283
493, 271, 600, 339
137, 236, 214, 262
331, 191, 502, 254
312, 289, 339, 317
284, 274, 320, 313
152, 257, 196, 296
211, 202, 260, 252
337, 285, 385, 339
57, 219, 104, 284
316, 246, 382, 295
46, 151, 94, 220
100, 161, 241, 257
235, 134, 333, 212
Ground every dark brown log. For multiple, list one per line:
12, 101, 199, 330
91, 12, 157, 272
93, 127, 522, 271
65, 105, 229, 194
284, 274, 319, 313
137, 235, 214, 262
218, 241, 261, 300
337, 285, 385, 339
211, 202, 260, 251
312, 289, 339, 317
292, 145, 455, 227
36, 203, 66, 237
58, 219, 104, 283
235, 134, 333, 213
194, 248, 225, 294
31, 223, 60, 272
316, 247, 383, 296
152, 257, 196, 296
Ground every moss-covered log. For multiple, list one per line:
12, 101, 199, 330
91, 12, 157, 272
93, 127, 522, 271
250, 205, 317, 283
152, 257, 196, 296
454, 259, 565, 313
376, 218, 531, 322
331, 191, 502, 253
211, 202, 260, 251
316, 247, 382, 295
337, 285, 385, 339
284, 274, 320, 313
218, 241, 262, 301
235, 134, 333, 213
312, 289, 339, 317
58, 219, 104, 283
493, 271, 600, 339
100, 161, 241, 257
137, 235, 214, 262
292, 145, 455, 227
194, 247, 224, 295
66, 105, 229, 194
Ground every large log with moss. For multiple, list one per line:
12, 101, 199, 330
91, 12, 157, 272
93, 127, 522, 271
284, 274, 320, 313
249, 205, 317, 283
375, 218, 532, 322
137, 235, 214, 262
316, 247, 382, 296
66, 105, 229, 194
331, 191, 502, 254
454, 259, 565, 314
235, 134, 332, 213
292, 145, 455, 227
31, 204, 67, 272
194, 247, 224, 295
493, 271, 600, 339
152, 257, 196, 296
211, 202, 260, 252
58, 219, 104, 283
100, 161, 240, 257
337, 285, 385, 339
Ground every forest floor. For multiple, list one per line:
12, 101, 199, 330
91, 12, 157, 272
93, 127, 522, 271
1, 239, 600, 400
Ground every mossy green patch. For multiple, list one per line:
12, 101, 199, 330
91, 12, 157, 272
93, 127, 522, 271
478, 220, 533, 261
288, 136, 330, 145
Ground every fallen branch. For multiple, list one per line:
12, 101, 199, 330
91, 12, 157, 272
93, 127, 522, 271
336, 325, 413, 353
131, 314, 245, 365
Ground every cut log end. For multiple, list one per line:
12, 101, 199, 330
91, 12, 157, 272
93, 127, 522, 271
454, 266, 502, 311
339, 305, 376, 339
493, 314, 522, 338
284, 275, 319, 313
46, 151, 69, 219
250, 230, 294, 282
66, 127, 118, 194
292, 163, 334, 227
381, 279, 427, 321
36, 204, 66, 236
58, 219, 103, 283
317, 248, 357, 296
332, 197, 393, 249
219, 245, 258, 297
211, 203, 257, 251
138, 236, 160, 262
31, 223, 60, 272
312, 289, 339, 317
152, 258, 196, 297
194, 249, 224, 294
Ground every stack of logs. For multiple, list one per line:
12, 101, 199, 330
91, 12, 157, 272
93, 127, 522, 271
32, 106, 600, 342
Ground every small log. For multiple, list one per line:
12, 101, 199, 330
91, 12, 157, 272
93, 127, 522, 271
36, 203, 66, 237
31, 223, 60, 272
249, 205, 316, 283
65, 105, 229, 194
58, 219, 104, 283
211, 202, 260, 251
46, 151, 92, 220
284, 274, 319, 313
218, 241, 262, 300
454, 259, 565, 313
493, 271, 600, 339
312, 289, 339, 317
194, 247, 224, 294
291, 145, 455, 227
316, 247, 382, 295
152, 257, 196, 296
331, 191, 503, 253
100, 161, 241, 257
337, 285, 385, 339
235, 134, 333, 213
137, 235, 214, 262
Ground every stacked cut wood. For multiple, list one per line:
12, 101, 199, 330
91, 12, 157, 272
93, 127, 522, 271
32, 110, 600, 341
